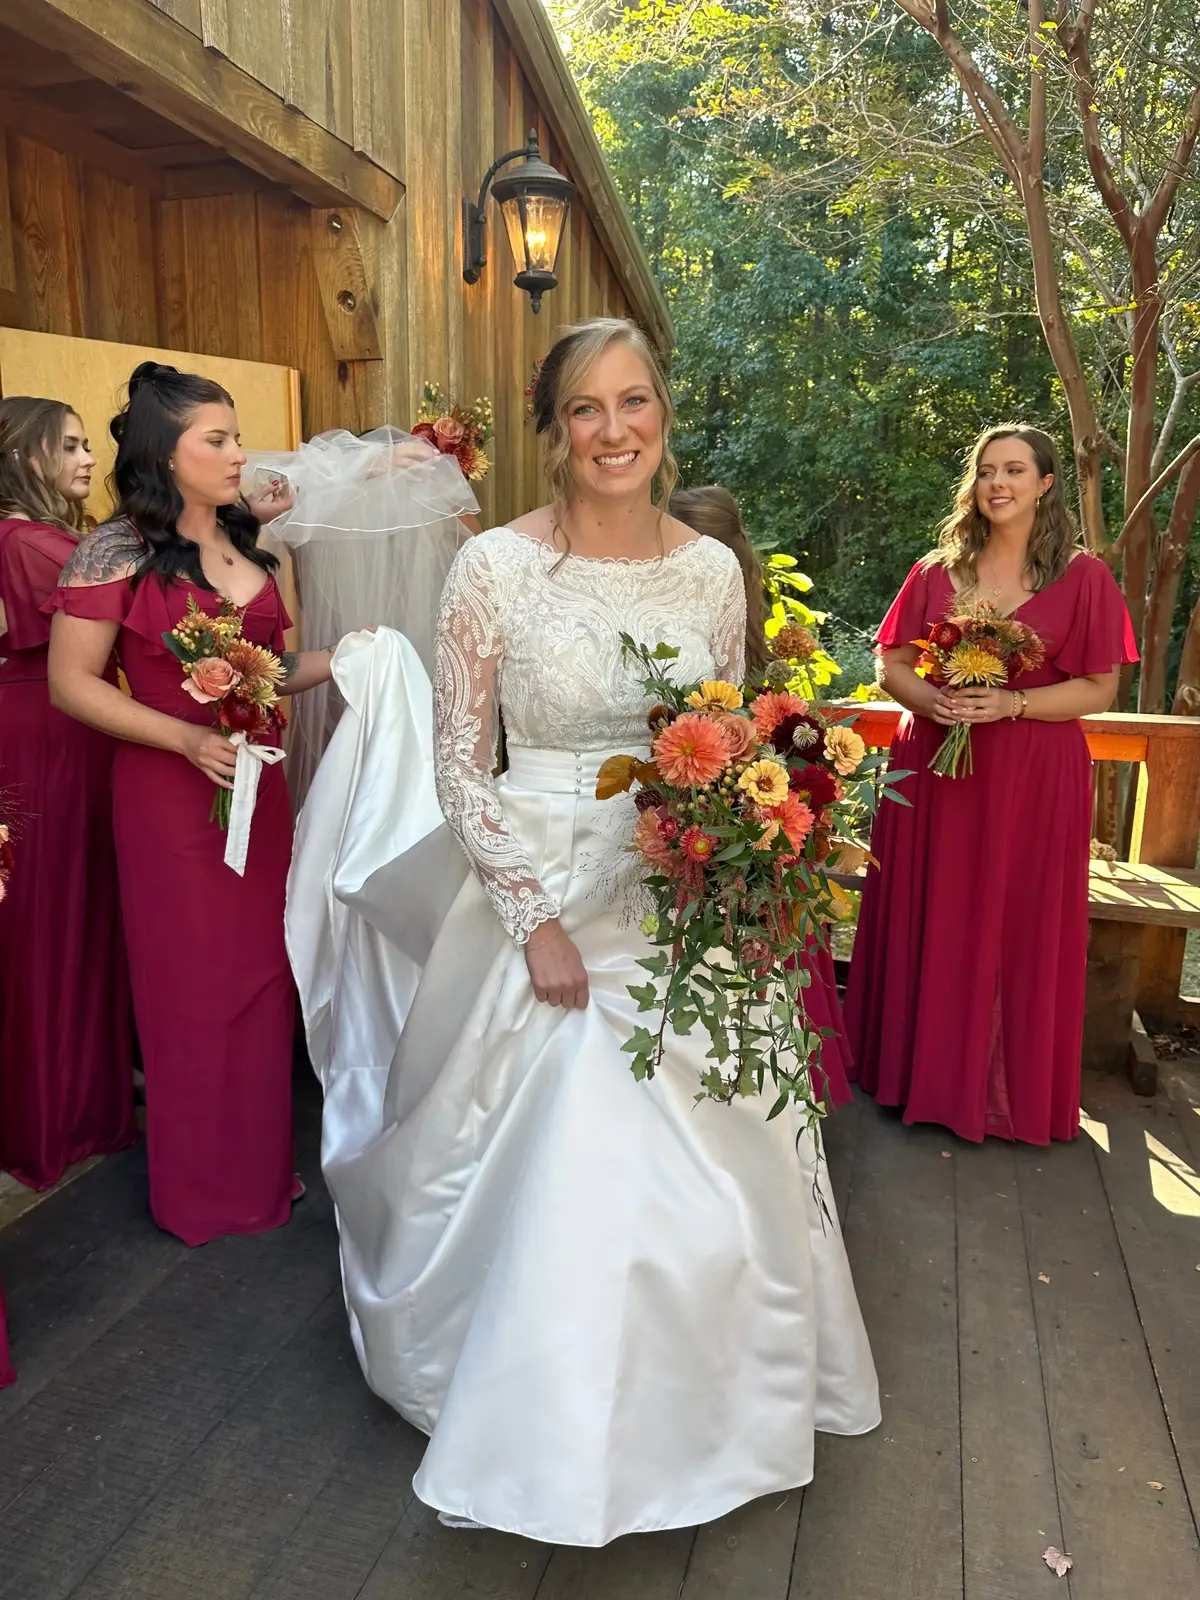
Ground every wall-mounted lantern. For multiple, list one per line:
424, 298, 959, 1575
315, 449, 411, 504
463, 131, 577, 313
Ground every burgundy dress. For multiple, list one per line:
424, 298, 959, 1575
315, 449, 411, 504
844, 554, 1137, 1144
0, 519, 137, 1187
804, 941, 852, 1108
50, 552, 297, 1246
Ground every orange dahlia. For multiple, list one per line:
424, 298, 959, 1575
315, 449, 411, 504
750, 690, 808, 739
652, 713, 731, 788
772, 793, 815, 854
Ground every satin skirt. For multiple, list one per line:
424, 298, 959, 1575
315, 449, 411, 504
317, 735, 880, 1547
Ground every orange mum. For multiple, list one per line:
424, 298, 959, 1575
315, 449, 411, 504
652, 713, 731, 788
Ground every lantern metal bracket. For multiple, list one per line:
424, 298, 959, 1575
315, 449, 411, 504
462, 135, 540, 285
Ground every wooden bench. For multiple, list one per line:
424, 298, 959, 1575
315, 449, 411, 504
1085, 863, 1200, 1092
829, 704, 1200, 1096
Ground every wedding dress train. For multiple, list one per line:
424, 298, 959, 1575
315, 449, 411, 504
287, 528, 880, 1547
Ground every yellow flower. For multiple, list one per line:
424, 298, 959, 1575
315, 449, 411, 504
737, 758, 789, 807
944, 644, 1007, 687
686, 679, 744, 713
823, 726, 866, 776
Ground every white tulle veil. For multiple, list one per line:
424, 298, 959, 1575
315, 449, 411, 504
247, 427, 480, 807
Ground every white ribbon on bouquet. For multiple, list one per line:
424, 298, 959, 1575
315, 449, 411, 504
224, 732, 287, 877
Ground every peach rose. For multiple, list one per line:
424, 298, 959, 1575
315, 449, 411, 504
434, 415, 467, 445
184, 656, 242, 703
713, 711, 759, 762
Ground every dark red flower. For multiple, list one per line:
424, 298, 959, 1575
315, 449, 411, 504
412, 422, 438, 447
634, 787, 665, 812
789, 762, 838, 813
929, 621, 963, 650
217, 696, 267, 736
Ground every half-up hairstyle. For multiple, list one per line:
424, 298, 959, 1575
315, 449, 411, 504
109, 362, 276, 590
532, 318, 678, 545
924, 424, 1081, 594
0, 396, 87, 533
670, 485, 769, 676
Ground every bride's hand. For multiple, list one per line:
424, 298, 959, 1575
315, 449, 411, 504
525, 919, 589, 1009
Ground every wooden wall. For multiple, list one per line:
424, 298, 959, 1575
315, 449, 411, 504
0, 0, 640, 527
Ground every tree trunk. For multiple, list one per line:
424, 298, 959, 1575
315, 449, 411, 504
1121, 231, 1164, 684
1139, 455, 1200, 712
1172, 589, 1200, 717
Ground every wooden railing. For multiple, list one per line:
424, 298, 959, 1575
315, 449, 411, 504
839, 705, 1200, 1027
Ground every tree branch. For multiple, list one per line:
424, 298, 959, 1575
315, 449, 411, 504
1028, 0, 1047, 173
1145, 82, 1200, 237
1061, 20, 1135, 250
1112, 433, 1200, 556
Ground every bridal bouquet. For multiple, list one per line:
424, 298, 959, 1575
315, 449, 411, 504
414, 382, 493, 481
915, 601, 1045, 778
598, 634, 905, 1124
163, 597, 286, 828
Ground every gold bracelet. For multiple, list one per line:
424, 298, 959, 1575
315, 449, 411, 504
1011, 690, 1028, 720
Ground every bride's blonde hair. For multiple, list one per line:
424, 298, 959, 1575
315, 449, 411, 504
531, 318, 678, 545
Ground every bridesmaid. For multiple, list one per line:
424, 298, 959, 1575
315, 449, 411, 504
47, 363, 341, 1246
845, 425, 1137, 1143
0, 398, 137, 1188
670, 484, 852, 1108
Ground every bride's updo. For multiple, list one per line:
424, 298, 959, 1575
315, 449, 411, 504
531, 318, 679, 515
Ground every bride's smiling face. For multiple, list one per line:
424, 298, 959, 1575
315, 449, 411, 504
564, 343, 664, 501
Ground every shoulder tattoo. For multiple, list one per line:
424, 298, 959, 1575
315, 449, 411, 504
60, 521, 144, 587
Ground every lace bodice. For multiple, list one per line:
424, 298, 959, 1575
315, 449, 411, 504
434, 526, 747, 944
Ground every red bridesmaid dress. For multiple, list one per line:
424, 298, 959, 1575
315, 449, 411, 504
0, 1279, 13, 1388
844, 553, 1137, 1144
803, 940, 852, 1108
50, 539, 297, 1245
0, 519, 137, 1187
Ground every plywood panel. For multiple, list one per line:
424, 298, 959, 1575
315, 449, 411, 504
0, 324, 300, 525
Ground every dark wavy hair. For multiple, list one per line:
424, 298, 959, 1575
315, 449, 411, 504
110, 362, 276, 590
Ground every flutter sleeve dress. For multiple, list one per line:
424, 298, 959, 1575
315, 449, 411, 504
844, 552, 1138, 1144
49, 523, 298, 1246
0, 518, 137, 1188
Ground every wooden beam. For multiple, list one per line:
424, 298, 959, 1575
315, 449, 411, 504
2, 0, 403, 221
0, 87, 169, 198
489, 0, 673, 353
309, 208, 382, 362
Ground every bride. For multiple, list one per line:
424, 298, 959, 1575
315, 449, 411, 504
305, 317, 880, 1546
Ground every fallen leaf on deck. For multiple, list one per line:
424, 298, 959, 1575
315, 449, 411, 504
1043, 1547, 1073, 1577
941, 1150, 952, 1158
1038, 1272, 1051, 1284
1147, 1481, 1165, 1491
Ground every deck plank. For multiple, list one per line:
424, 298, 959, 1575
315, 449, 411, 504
534, 1528, 696, 1599
685, 1491, 803, 1599
1084, 1080, 1200, 1535
1016, 1128, 1200, 1598
790, 1107, 963, 1600
955, 1140, 1066, 1600
351, 1499, 553, 1600
0, 1195, 339, 1600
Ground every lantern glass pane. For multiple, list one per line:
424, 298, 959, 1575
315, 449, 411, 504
521, 194, 567, 271
500, 195, 530, 272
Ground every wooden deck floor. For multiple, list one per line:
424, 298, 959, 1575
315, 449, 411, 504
2, 1069, 1198, 1600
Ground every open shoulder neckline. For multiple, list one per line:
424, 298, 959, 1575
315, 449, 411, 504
941, 549, 1091, 620
493, 525, 707, 567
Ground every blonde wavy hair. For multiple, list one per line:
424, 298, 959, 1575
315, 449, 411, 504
0, 396, 87, 533
923, 424, 1081, 594
531, 318, 678, 549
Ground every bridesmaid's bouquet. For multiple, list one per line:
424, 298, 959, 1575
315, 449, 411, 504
413, 382, 493, 481
598, 634, 907, 1124
0, 789, 17, 904
163, 597, 287, 828
915, 602, 1045, 779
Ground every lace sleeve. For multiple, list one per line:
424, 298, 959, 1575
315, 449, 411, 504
711, 549, 748, 683
433, 539, 559, 945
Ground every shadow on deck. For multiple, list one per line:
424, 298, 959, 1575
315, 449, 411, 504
1, 1069, 1198, 1600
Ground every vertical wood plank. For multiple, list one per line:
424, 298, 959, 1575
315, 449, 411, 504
148, 0, 202, 33
179, 194, 262, 361
349, 0, 404, 178
7, 134, 86, 336
153, 197, 190, 349
256, 189, 349, 439
460, 0, 497, 528
80, 168, 158, 346
288, 0, 355, 143
1016, 1135, 1198, 1598
0, 131, 17, 297
199, 0, 287, 100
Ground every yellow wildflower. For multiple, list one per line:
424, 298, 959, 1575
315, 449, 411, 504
686, 679, 744, 713
737, 758, 790, 807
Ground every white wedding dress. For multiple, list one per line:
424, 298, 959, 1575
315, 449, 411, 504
290, 526, 880, 1548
